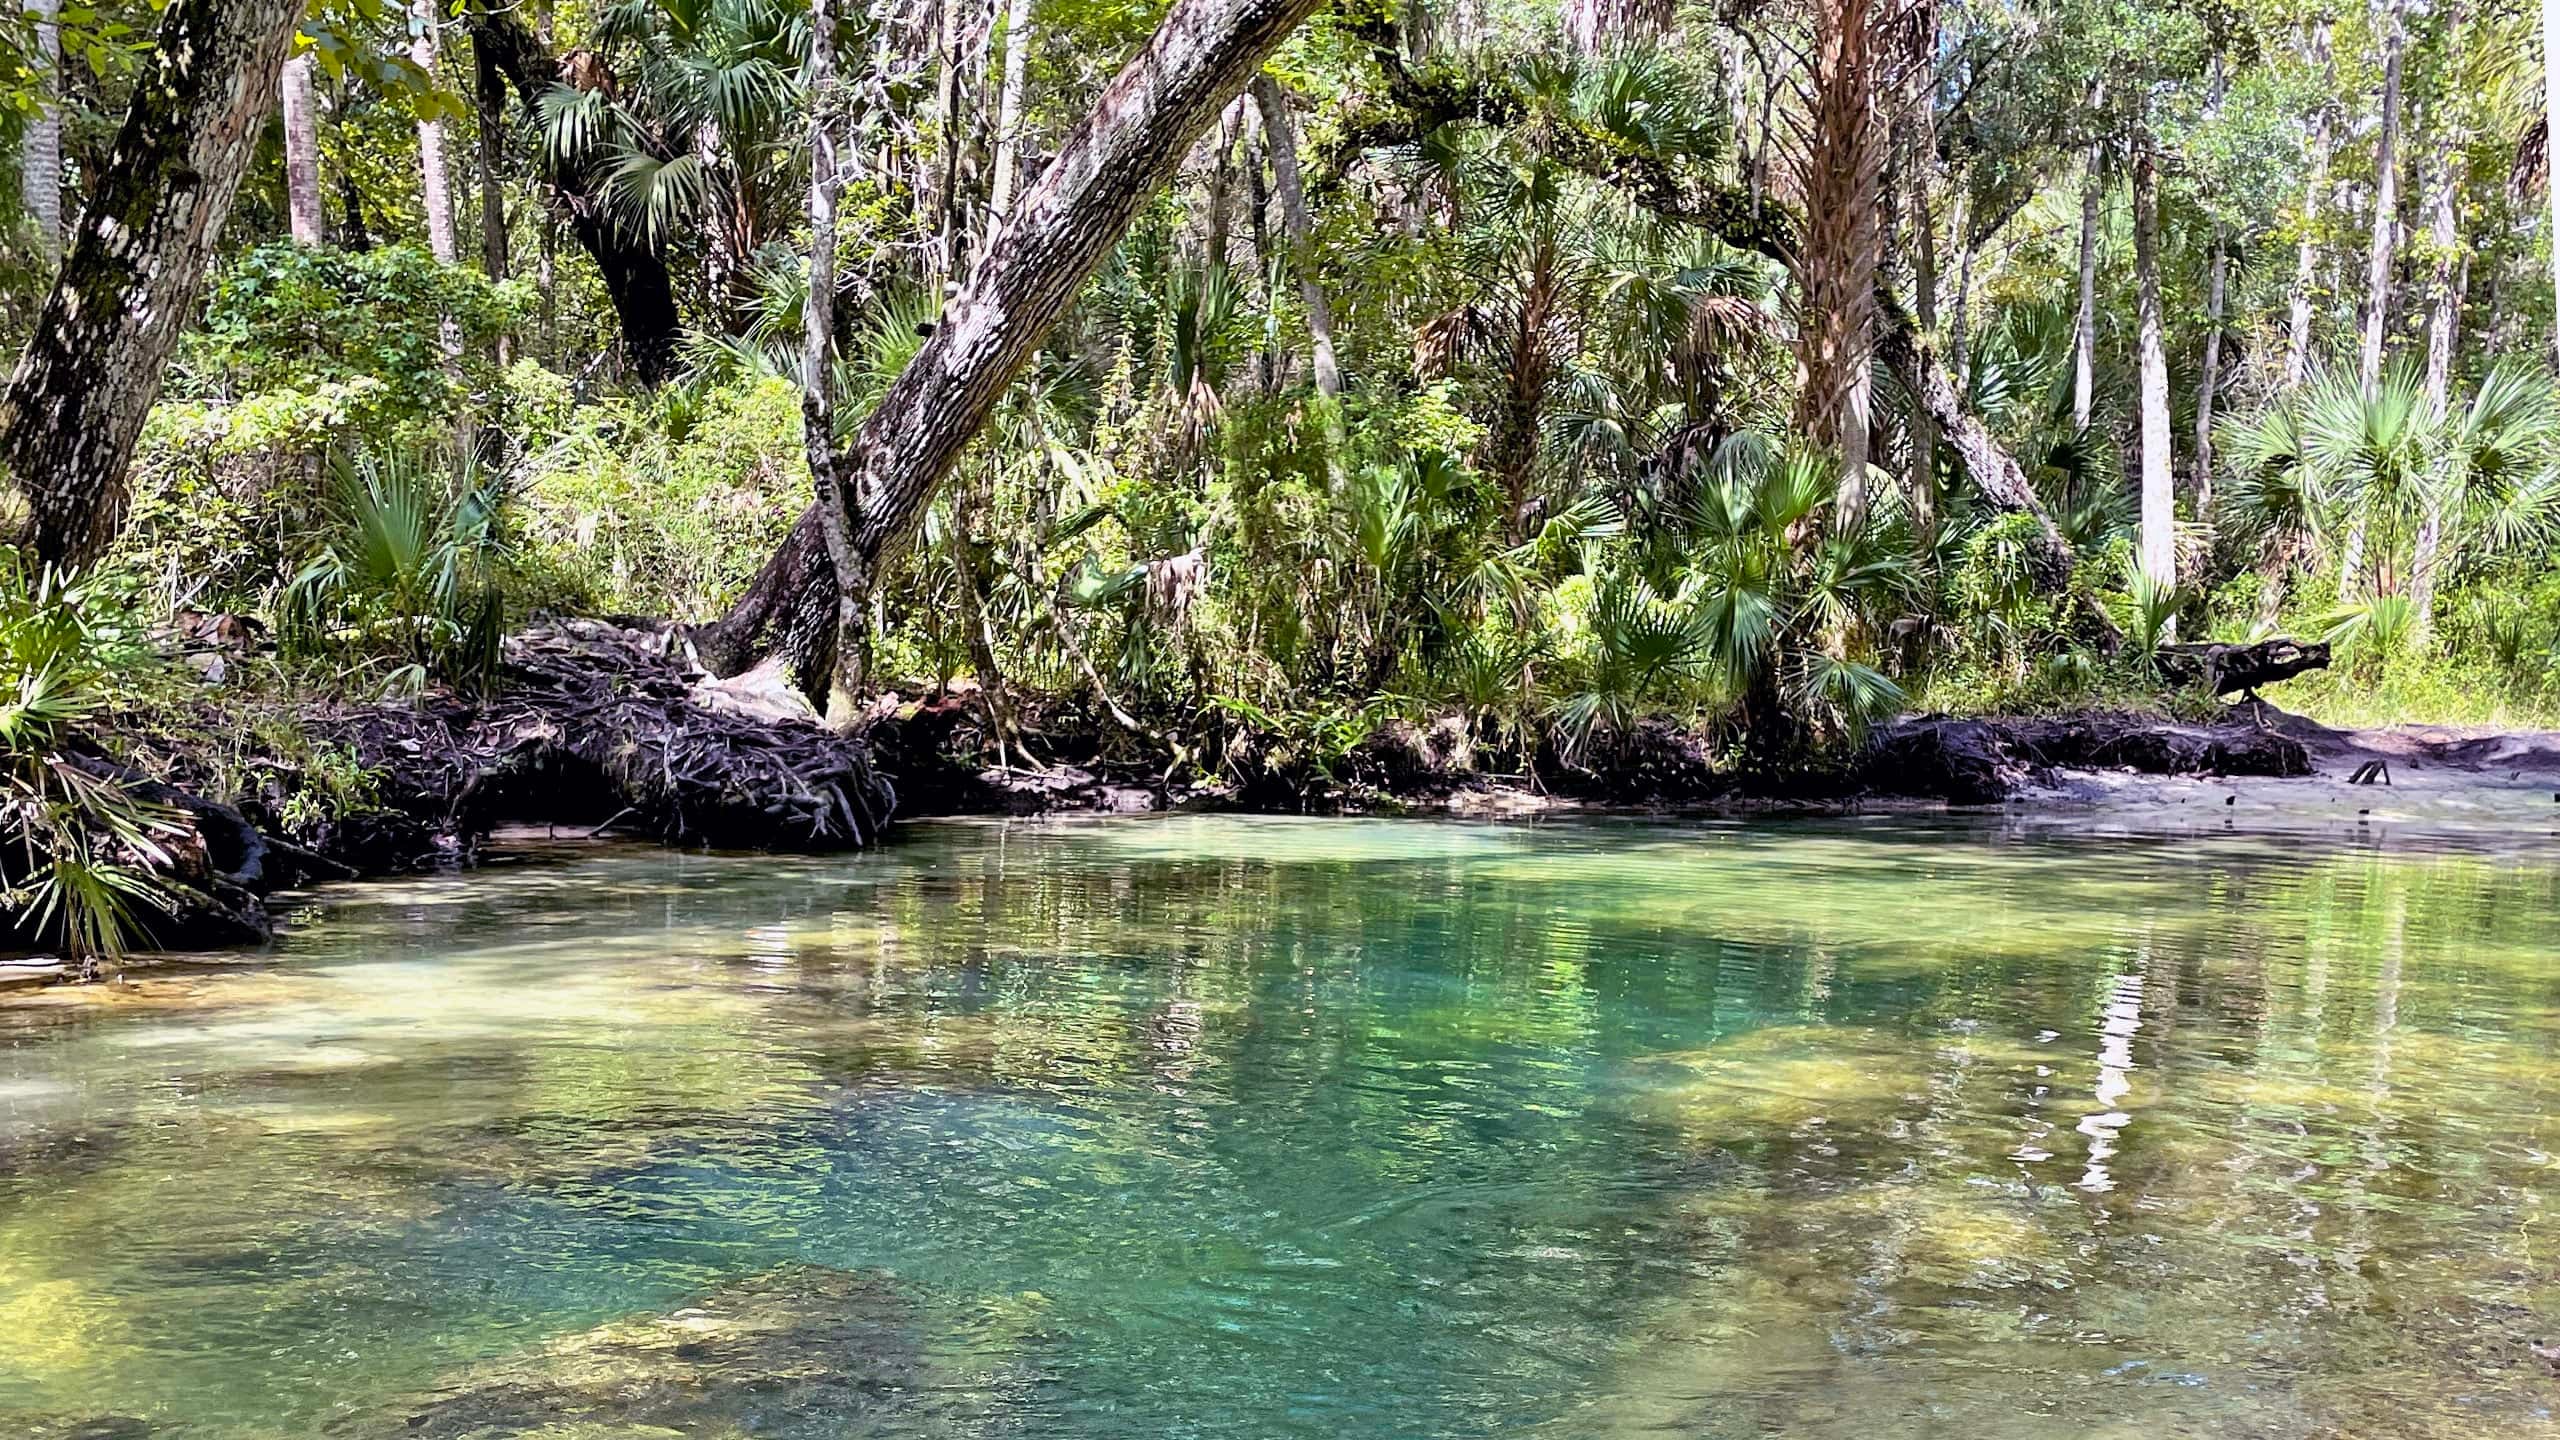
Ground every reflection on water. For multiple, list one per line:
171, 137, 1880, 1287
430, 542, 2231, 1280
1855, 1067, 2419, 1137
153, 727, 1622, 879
2, 816, 2558, 1437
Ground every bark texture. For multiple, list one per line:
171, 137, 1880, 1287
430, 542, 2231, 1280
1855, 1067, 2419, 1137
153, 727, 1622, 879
696, 0, 1328, 691
282, 53, 326, 246
414, 0, 460, 264
1, 0, 304, 571
20, 0, 62, 254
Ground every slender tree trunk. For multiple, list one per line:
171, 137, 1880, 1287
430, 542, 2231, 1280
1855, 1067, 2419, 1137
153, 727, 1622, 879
1252, 75, 1342, 400
1906, 137, 1940, 552
474, 23, 510, 281
2192, 232, 2227, 514
987, 0, 1034, 218
1204, 97, 1242, 271
282, 53, 326, 246
20, 0, 62, 255
1, 0, 304, 571
696, 0, 1328, 695
2073, 146, 2101, 430
2286, 22, 2334, 388
802, 0, 865, 716
412, 0, 459, 263
2546, 0, 2560, 369
2132, 144, 2176, 602
1948, 185, 1973, 390
2412, 19, 2469, 635
2359, 0, 2406, 394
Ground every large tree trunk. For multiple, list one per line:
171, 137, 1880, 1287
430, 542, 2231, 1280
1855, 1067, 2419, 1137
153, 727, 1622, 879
2285, 22, 2334, 388
472, 8, 684, 384
987, 0, 1034, 218
1252, 74, 1342, 400
1, 0, 304, 571
696, 0, 1327, 694
2073, 145, 2101, 431
2132, 144, 2175, 600
282, 53, 326, 246
1793, 0, 1890, 527
2358, 0, 2406, 394
413, 0, 460, 263
20, 0, 62, 255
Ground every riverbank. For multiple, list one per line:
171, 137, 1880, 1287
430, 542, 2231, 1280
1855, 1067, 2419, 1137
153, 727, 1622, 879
38, 619, 2557, 960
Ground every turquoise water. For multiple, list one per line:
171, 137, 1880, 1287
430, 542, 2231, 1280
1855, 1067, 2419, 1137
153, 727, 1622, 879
2, 816, 2558, 1437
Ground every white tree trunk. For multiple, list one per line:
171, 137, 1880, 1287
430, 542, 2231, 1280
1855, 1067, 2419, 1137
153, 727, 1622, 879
987, 0, 1034, 218
282, 53, 326, 246
2285, 22, 2333, 388
414, 0, 459, 263
20, 0, 62, 254
1252, 74, 1342, 399
2132, 146, 2175, 602
2072, 147, 2100, 431
2358, 0, 2405, 394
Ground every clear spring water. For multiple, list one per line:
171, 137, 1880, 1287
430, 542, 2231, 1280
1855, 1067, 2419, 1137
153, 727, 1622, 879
2, 815, 2558, 1438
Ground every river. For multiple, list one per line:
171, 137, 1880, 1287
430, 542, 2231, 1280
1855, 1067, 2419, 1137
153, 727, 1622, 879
2, 815, 2555, 1437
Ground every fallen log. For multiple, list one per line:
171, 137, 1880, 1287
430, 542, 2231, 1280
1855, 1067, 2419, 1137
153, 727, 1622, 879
2156, 638, 2332, 697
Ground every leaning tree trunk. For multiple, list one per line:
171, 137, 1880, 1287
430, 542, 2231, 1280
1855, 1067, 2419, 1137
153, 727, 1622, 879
2359, 0, 2406, 394
2132, 143, 2175, 601
473, 7, 684, 384
695, 0, 1329, 695
2286, 21, 2335, 388
281, 52, 327, 246
20, 0, 62, 255
1, 0, 304, 572
1253, 74, 1343, 400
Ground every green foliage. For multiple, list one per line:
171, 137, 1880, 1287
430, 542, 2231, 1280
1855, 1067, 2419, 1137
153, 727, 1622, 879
185, 245, 533, 436
284, 450, 513, 694
0, 563, 176, 958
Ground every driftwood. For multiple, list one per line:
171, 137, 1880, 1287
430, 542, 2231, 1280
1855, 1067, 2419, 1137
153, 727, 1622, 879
2156, 638, 2332, 697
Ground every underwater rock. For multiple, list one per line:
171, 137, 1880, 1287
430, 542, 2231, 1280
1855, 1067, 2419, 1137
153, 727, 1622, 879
341, 1264, 922, 1439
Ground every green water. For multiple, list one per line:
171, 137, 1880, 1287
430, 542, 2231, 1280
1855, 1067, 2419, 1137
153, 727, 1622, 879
4, 816, 2559, 1438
